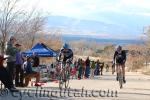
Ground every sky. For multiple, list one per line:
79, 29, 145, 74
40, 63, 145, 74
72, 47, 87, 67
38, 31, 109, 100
19, 0, 150, 39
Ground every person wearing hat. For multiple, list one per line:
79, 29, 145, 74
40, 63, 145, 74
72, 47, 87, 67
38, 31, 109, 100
6, 36, 18, 81
15, 43, 24, 87
0, 55, 18, 92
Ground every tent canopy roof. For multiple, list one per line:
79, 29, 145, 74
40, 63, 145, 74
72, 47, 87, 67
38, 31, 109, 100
23, 43, 57, 57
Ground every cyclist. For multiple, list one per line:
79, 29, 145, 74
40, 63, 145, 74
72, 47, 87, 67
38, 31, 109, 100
113, 45, 126, 83
57, 43, 73, 64
57, 43, 73, 83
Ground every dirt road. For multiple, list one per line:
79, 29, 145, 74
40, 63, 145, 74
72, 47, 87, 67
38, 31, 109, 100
1, 72, 150, 100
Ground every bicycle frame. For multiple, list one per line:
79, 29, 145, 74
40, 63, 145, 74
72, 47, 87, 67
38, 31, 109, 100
58, 61, 70, 90
117, 64, 123, 89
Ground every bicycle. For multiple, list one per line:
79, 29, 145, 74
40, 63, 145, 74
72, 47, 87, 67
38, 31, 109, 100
117, 64, 124, 89
58, 61, 70, 90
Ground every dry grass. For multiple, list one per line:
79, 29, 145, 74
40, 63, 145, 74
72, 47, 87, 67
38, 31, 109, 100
142, 66, 150, 75
142, 70, 150, 75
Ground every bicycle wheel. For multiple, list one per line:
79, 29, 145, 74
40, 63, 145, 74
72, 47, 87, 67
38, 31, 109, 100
118, 73, 123, 89
59, 74, 64, 90
65, 70, 70, 89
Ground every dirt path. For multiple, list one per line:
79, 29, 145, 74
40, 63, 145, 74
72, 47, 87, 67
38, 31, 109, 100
1, 72, 150, 100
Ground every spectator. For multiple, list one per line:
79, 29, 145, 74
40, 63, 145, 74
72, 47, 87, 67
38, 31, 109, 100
70, 63, 77, 79
23, 57, 40, 87
74, 60, 78, 71
32, 52, 40, 68
50, 63, 56, 80
82, 60, 86, 78
90, 61, 95, 78
15, 43, 24, 87
106, 64, 109, 72
100, 62, 104, 75
6, 36, 18, 81
78, 59, 83, 79
112, 63, 115, 74
0, 55, 18, 92
85, 57, 90, 78
94, 60, 100, 75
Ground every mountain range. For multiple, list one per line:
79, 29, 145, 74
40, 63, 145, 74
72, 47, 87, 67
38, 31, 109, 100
46, 15, 133, 36
45, 15, 144, 44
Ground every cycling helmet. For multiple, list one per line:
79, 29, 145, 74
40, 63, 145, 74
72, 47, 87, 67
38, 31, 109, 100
63, 43, 69, 49
116, 45, 122, 51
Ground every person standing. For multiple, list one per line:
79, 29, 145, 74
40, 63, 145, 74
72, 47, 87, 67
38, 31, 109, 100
32, 52, 40, 68
15, 43, 24, 87
78, 59, 83, 80
6, 36, 18, 81
32, 52, 40, 73
90, 61, 95, 78
85, 57, 90, 78
94, 60, 100, 75
100, 62, 104, 75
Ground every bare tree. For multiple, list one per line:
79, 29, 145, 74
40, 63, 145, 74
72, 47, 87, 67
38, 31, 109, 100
0, 0, 45, 54
0, 0, 25, 53
14, 13, 46, 50
144, 26, 150, 44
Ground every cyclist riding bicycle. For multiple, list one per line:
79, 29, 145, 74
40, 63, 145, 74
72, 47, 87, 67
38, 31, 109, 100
57, 43, 73, 66
113, 45, 126, 83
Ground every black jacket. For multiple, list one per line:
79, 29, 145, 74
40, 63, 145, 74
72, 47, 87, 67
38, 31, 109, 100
32, 56, 39, 67
58, 48, 73, 62
113, 50, 126, 64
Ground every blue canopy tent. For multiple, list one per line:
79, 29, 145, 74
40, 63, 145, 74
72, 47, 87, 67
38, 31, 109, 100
23, 43, 57, 57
